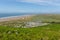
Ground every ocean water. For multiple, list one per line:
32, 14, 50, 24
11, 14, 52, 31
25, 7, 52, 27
0, 13, 31, 18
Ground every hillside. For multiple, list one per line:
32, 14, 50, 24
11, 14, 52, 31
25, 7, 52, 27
31, 14, 60, 22
0, 23, 60, 40
0, 14, 60, 28
0, 14, 60, 40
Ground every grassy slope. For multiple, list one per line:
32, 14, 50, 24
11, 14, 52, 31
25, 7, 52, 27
0, 14, 60, 40
31, 14, 60, 22
0, 23, 60, 40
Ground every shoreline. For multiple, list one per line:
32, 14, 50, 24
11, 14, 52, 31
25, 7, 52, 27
0, 15, 33, 22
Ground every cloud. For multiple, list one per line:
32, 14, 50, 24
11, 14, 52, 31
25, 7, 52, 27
16, 0, 60, 6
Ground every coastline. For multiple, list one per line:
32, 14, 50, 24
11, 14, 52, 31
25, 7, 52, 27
0, 15, 33, 22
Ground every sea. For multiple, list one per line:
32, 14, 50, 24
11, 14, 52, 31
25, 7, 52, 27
0, 13, 32, 18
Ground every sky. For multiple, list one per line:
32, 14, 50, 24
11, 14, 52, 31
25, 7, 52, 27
0, 0, 60, 13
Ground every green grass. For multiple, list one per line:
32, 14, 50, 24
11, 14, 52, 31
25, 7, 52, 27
31, 14, 60, 22
0, 23, 60, 40
0, 14, 60, 40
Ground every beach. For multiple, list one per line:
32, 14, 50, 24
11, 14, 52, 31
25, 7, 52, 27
0, 15, 33, 22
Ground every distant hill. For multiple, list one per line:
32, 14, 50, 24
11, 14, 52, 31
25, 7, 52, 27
31, 14, 60, 22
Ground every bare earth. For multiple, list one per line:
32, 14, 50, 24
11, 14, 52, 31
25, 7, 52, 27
0, 15, 33, 22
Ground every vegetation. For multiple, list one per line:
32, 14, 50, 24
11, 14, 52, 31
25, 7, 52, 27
32, 14, 60, 22
0, 23, 60, 40
0, 14, 60, 40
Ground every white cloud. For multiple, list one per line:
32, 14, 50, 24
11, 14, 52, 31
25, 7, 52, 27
16, 0, 60, 6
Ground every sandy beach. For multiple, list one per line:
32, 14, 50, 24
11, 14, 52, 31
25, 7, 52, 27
0, 15, 33, 22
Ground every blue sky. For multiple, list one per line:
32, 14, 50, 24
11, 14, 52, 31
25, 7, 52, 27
0, 0, 60, 13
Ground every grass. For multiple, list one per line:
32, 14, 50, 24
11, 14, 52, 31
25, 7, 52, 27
0, 23, 60, 40
31, 14, 60, 22
0, 14, 60, 40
